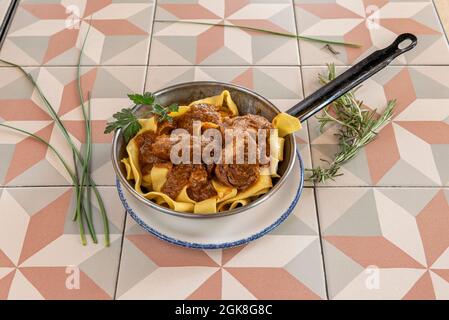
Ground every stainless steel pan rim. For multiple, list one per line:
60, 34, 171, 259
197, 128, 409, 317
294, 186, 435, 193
111, 81, 297, 219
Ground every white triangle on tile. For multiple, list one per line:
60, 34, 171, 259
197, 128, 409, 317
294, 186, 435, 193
204, 249, 222, 266
334, 268, 425, 300
431, 247, 449, 269
118, 267, 218, 300
7, 270, 44, 300
374, 189, 427, 267
222, 269, 256, 300
224, 235, 316, 268
430, 271, 449, 300
0, 191, 30, 266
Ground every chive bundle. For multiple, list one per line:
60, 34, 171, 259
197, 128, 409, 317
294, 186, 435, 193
0, 26, 110, 246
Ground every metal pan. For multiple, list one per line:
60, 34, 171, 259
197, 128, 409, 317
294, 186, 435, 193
112, 33, 417, 218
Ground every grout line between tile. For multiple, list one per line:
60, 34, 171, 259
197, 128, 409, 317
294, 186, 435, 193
143, 0, 158, 90
113, 212, 128, 300
311, 187, 330, 300
3, 64, 449, 68
291, 0, 301, 66
432, 0, 449, 44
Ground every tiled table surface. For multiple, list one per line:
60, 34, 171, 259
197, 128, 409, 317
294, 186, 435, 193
0, 0, 448, 300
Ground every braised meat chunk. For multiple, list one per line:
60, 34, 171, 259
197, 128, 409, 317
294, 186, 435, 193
215, 163, 260, 191
223, 114, 273, 132
161, 164, 217, 202
176, 103, 222, 133
187, 165, 217, 202
161, 164, 192, 200
135, 131, 167, 174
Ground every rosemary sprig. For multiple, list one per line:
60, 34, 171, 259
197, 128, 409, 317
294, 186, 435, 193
306, 64, 396, 183
104, 93, 179, 142
156, 19, 362, 48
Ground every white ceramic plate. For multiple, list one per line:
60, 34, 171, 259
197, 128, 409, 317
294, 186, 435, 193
116, 152, 304, 249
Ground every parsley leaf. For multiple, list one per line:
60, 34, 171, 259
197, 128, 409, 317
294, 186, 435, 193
104, 108, 141, 143
128, 92, 155, 105
104, 93, 180, 142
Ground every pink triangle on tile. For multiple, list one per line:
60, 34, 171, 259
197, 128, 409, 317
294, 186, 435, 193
0, 250, 14, 268
432, 269, 449, 283
159, 4, 221, 19
222, 245, 247, 266
43, 28, 79, 64
384, 68, 416, 116
417, 191, 449, 267
89, 20, 147, 36
20, 267, 110, 300
403, 271, 436, 300
83, 0, 111, 17
4, 123, 54, 184
0, 270, 16, 299
396, 121, 449, 144
63, 120, 111, 144
127, 234, 219, 267
59, 68, 97, 116
18, 190, 72, 265
226, 267, 320, 299
365, 123, 400, 184
22, 4, 68, 19
231, 69, 253, 89
187, 270, 222, 300
325, 236, 424, 268
225, 0, 249, 18
196, 25, 224, 64
0, 100, 52, 121
344, 22, 372, 64
296, 3, 362, 19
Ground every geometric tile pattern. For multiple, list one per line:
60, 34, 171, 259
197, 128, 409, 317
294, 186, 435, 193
149, 0, 300, 65
317, 188, 449, 299
295, 0, 449, 65
0, 0, 154, 66
116, 188, 326, 300
1, 0, 449, 300
303, 66, 449, 187
0, 187, 125, 299
0, 66, 146, 186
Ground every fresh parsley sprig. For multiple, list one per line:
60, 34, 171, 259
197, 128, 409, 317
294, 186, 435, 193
104, 93, 179, 142
306, 64, 396, 183
104, 108, 141, 143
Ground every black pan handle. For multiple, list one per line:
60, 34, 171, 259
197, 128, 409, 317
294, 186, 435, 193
287, 33, 417, 121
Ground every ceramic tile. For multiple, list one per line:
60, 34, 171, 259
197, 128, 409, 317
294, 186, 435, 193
0, 186, 125, 299
317, 187, 449, 300
149, 0, 300, 65
116, 187, 326, 300
145, 65, 312, 177
302, 65, 449, 186
0, 0, 154, 66
0, 1, 12, 25
435, 0, 449, 36
294, 0, 449, 65
0, 66, 146, 186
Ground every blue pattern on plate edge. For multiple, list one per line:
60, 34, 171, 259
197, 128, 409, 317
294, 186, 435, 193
116, 150, 304, 249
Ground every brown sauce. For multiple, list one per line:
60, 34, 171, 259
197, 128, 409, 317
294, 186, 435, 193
135, 103, 274, 201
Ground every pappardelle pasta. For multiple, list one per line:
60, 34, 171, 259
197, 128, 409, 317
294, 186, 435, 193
121, 90, 301, 214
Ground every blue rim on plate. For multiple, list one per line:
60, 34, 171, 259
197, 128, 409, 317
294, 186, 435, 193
116, 150, 304, 249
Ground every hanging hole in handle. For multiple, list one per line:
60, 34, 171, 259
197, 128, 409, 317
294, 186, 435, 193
394, 33, 418, 52
398, 38, 413, 50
